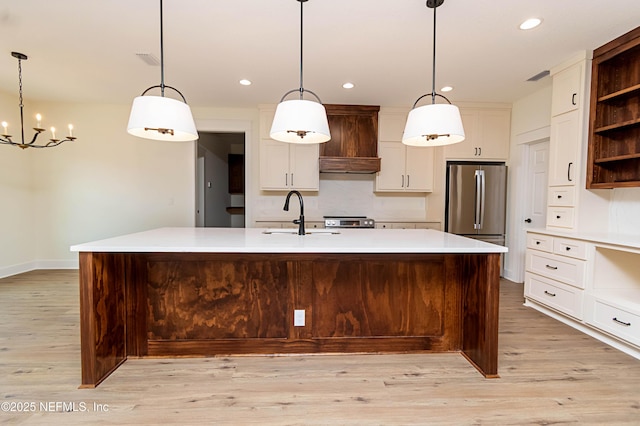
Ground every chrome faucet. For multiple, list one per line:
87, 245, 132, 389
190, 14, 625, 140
283, 190, 305, 235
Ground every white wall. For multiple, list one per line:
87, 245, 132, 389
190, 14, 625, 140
1, 100, 195, 276
0, 90, 36, 277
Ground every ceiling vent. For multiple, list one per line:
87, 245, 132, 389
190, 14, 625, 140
527, 70, 550, 82
135, 53, 160, 66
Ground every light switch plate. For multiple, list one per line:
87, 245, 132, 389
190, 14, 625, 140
294, 309, 305, 327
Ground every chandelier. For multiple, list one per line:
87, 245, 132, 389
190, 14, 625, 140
1, 52, 76, 149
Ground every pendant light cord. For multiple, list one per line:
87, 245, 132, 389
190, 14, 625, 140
299, 0, 304, 99
431, 2, 437, 104
160, 0, 165, 97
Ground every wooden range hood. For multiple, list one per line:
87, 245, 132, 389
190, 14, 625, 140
319, 104, 381, 173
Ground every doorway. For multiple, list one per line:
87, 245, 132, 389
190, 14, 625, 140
523, 140, 550, 229
196, 132, 245, 227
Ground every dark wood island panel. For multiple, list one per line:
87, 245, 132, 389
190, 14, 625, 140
79, 251, 500, 387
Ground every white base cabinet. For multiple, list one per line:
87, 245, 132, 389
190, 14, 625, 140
525, 230, 640, 360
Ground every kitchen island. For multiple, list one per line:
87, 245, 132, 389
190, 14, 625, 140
71, 227, 507, 388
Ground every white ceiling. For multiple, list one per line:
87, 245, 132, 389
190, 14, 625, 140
1, 0, 639, 109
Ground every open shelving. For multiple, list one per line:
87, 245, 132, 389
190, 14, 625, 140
587, 27, 640, 189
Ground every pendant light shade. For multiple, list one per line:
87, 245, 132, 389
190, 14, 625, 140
402, 0, 464, 147
127, 95, 198, 142
270, 0, 330, 144
127, 0, 198, 142
270, 99, 330, 144
402, 103, 465, 147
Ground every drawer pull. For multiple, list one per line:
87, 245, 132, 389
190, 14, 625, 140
544, 290, 556, 297
565, 247, 571, 251
545, 264, 558, 270
612, 317, 631, 327
536, 241, 541, 245
556, 215, 561, 219
557, 195, 562, 199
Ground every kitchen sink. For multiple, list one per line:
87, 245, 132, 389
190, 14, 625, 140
262, 228, 340, 235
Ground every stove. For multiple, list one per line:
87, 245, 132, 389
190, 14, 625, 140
324, 216, 375, 229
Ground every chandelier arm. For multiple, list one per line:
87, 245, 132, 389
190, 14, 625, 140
278, 87, 322, 104
139, 85, 188, 103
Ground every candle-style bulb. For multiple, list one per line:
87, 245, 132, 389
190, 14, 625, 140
50, 126, 56, 139
36, 114, 42, 128
1, 121, 7, 134
68, 124, 74, 137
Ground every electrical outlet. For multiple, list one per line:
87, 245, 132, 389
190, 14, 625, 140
294, 309, 305, 327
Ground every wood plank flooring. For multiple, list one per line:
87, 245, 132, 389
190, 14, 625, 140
1, 269, 639, 425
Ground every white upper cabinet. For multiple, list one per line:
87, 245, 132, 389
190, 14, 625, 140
376, 110, 433, 192
259, 107, 319, 191
376, 141, 433, 192
551, 63, 582, 117
548, 110, 580, 187
444, 107, 511, 160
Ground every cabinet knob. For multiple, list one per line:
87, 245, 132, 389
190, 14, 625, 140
535, 241, 540, 245
557, 195, 562, 199
556, 215, 561, 219
566, 247, 571, 251
524, 218, 532, 223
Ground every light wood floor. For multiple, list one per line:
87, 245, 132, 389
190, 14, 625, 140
1, 270, 639, 425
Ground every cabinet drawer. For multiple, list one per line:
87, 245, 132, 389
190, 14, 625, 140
548, 187, 576, 206
586, 298, 640, 347
525, 273, 584, 319
553, 238, 588, 260
527, 233, 553, 252
547, 207, 575, 228
526, 251, 586, 288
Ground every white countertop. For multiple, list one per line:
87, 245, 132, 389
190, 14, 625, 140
70, 227, 508, 254
527, 228, 640, 250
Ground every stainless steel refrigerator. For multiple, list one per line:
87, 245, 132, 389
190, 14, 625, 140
445, 161, 507, 246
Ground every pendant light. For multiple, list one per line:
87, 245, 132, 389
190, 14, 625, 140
127, 0, 198, 142
402, 0, 465, 147
270, 0, 330, 144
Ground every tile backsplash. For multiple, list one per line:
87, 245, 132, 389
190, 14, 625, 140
254, 174, 429, 221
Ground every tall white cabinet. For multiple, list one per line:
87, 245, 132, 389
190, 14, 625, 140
259, 107, 319, 191
546, 54, 590, 230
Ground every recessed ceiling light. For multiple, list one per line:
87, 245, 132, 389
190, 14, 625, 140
239, 79, 252, 86
342, 82, 355, 89
520, 18, 542, 30
441, 86, 453, 92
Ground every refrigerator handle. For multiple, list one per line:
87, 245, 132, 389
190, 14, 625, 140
479, 169, 486, 230
474, 170, 482, 229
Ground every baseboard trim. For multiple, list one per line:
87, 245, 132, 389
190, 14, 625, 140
0, 260, 79, 279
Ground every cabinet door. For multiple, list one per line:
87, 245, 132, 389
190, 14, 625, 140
376, 141, 406, 191
260, 139, 291, 190
476, 109, 511, 160
548, 110, 580, 186
444, 109, 479, 159
289, 144, 319, 190
551, 64, 582, 116
405, 146, 433, 192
